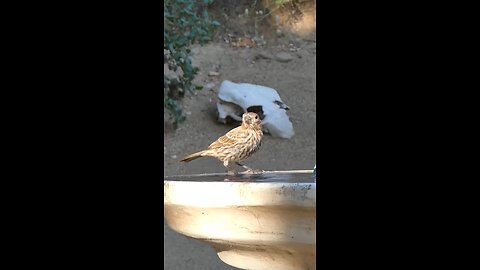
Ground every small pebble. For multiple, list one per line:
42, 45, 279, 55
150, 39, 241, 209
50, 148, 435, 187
275, 52, 293, 63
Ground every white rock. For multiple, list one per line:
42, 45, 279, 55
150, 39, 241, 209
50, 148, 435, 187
216, 80, 295, 139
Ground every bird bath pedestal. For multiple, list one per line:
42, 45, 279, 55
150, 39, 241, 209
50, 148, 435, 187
164, 170, 316, 270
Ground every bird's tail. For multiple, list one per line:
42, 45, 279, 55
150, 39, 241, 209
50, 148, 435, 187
180, 151, 206, 162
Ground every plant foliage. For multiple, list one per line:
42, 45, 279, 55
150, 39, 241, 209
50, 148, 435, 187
164, 0, 219, 127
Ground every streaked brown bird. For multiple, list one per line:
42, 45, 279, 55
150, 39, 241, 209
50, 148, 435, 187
180, 112, 263, 175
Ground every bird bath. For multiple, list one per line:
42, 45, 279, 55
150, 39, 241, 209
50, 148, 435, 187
164, 170, 316, 270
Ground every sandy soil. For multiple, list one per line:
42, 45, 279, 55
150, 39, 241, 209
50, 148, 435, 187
164, 1, 316, 269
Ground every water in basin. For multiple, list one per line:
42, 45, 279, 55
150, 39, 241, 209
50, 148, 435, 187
164, 170, 315, 183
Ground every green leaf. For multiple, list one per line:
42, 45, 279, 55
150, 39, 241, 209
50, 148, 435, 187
164, 0, 220, 126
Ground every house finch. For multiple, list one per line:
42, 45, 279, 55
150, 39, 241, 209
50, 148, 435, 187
180, 112, 263, 175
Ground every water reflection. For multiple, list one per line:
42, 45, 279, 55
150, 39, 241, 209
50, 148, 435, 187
165, 170, 315, 183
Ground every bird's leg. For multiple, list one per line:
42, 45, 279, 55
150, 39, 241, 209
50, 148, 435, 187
236, 162, 252, 171
236, 162, 263, 174
224, 161, 238, 176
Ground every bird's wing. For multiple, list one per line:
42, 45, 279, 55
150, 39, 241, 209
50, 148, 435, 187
208, 127, 242, 149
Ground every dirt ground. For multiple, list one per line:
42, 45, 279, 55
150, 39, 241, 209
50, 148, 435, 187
164, 1, 316, 269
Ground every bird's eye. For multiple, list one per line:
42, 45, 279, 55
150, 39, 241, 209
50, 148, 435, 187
255, 115, 258, 119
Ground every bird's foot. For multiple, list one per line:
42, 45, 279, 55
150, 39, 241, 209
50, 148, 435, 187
243, 168, 264, 174
227, 170, 239, 176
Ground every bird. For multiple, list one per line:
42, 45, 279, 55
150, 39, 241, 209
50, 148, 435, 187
180, 112, 263, 175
